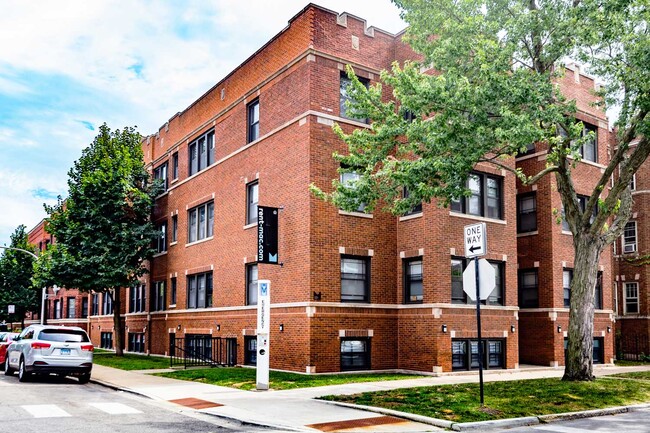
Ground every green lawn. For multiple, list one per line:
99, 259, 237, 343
93, 352, 171, 370
155, 368, 422, 391
320, 377, 650, 423
612, 371, 650, 380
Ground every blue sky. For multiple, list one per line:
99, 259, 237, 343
0, 0, 405, 247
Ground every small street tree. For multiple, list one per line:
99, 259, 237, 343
34, 124, 160, 356
0, 225, 38, 329
313, 0, 649, 380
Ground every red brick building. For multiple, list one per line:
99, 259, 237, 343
26, 4, 618, 373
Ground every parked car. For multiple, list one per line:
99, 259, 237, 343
4, 325, 93, 383
0, 332, 19, 368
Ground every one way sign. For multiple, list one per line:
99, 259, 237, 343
464, 222, 487, 258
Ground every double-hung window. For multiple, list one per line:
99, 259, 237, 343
188, 130, 215, 176
81, 298, 88, 318
518, 269, 539, 308
246, 263, 258, 305
579, 123, 597, 162
246, 181, 259, 225
187, 272, 213, 309
102, 293, 113, 315
563, 269, 573, 307
156, 221, 167, 253
129, 284, 146, 313
451, 258, 504, 305
154, 162, 168, 191
625, 282, 639, 314
562, 195, 597, 231
66, 297, 76, 318
403, 186, 423, 216
340, 167, 366, 213
517, 193, 537, 233
188, 202, 214, 243
404, 258, 423, 303
91, 293, 99, 316
623, 221, 637, 253
171, 215, 178, 243
151, 281, 165, 312
339, 73, 369, 123
247, 99, 260, 143
170, 277, 177, 306
341, 256, 370, 302
172, 152, 179, 180
451, 173, 503, 219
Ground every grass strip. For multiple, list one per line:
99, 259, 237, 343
319, 377, 650, 423
155, 368, 422, 391
93, 352, 172, 370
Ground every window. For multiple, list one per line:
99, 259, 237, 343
339, 73, 369, 123
451, 258, 504, 305
563, 269, 573, 307
172, 152, 179, 180
244, 336, 257, 366
630, 173, 636, 191
403, 187, 422, 216
451, 172, 503, 219
188, 201, 214, 243
594, 272, 603, 310
91, 293, 99, 316
81, 298, 88, 318
187, 272, 213, 309
452, 339, 504, 371
340, 338, 370, 371
129, 284, 146, 313
340, 167, 366, 213
247, 99, 260, 143
170, 277, 177, 305
154, 162, 168, 191
66, 297, 76, 318
246, 181, 259, 225
54, 300, 62, 319
171, 215, 178, 243
188, 130, 215, 176
102, 293, 114, 315
156, 221, 167, 253
579, 123, 597, 162
625, 282, 639, 314
185, 334, 212, 360
623, 221, 637, 253
517, 193, 537, 233
246, 263, 258, 305
151, 281, 165, 312
519, 269, 539, 308
404, 258, 423, 303
100, 332, 113, 349
562, 195, 597, 231
564, 337, 604, 364
128, 333, 145, 353
341, 256, 370, 302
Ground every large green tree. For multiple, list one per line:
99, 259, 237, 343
314, 0, 649, 380
0, 225, 38, 328
34, 124, 160, 355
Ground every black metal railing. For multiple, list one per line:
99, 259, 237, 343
616, 334, 650, 361
170, 334, 237, 368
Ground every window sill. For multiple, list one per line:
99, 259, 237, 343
517, 231, 538, 237
243, 222, 256, 230
153, 251, 168, 258
169, 241, 178, 247
399, 212, 423, 222
170, 178, 179, 184
185, 236, 214, 247
168, 304, 176, 308
561, 230, 573, 236
449, 212, 506, 225
339, 210, 373, 219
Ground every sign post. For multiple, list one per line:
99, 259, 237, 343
256, 280, 271, 390
464, 223, 488, 406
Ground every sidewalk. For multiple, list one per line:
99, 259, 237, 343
90, 363, 650, 432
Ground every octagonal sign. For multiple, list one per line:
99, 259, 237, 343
462, 258, 496, 301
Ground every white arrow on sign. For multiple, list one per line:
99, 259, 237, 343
464, 222, 487, 258
463, 258, 496, 301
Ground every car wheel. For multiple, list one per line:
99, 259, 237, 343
18, 358, 30, 382
4, 358, 13, 376
78, 373, 91, 384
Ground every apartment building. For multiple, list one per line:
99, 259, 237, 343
27, 4, 617, 373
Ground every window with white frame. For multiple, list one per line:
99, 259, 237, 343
188, 202, 214, 243
341, 256, 370, 302
625, 282, 639, 314
246, 181, 258, 225
187, 272, 213, 309
188, 130, 215, 176
623, 221, 637, 253
246, 263, 258, 305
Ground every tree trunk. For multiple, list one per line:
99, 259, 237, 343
111, 289, 124, 356
562, 233, 602, 381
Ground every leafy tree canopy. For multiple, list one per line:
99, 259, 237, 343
0, 225, 38, 323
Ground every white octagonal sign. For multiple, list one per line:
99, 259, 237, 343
463, 258, 496, 301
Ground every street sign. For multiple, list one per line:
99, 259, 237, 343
464, 223, 487, 257
462, 258, 496, 301
7, 305, 15, 314
257, 206, 279, 264
256, 280, 271, 390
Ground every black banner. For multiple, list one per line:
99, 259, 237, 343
257, 206, 279, 265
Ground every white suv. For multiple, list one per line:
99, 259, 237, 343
4, 325, 93, 383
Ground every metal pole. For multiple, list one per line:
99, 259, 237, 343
40, 287, 46, 325
475, 258, 485, 406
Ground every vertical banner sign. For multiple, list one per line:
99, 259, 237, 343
258, 206, 279, 265
256, 279, 271, 390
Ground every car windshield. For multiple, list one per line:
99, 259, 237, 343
39, 329, 90, 343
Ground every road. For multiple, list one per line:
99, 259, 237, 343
0, 372, 269, 433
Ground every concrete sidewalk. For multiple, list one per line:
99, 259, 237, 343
90, 363, 650, 432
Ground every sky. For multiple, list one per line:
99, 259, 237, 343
0, 0, 406, 247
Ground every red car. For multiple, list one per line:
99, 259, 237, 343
0, 332, 19, 367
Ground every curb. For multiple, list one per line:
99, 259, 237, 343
319, 399, 650, 431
